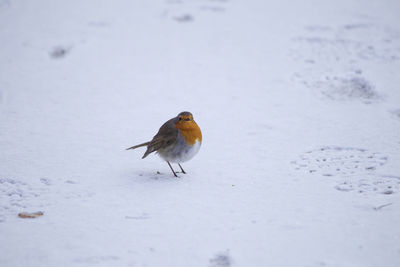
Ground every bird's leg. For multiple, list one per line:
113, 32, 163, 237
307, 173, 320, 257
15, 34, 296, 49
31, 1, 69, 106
178, 163, 186, 174
166, 161, 178, 177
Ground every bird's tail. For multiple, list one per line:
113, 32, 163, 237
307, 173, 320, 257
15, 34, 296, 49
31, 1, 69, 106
126, 141, 151, 150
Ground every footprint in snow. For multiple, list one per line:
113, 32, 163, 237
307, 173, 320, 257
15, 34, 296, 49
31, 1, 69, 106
290, 22, 400, 106
0, 177, 92, 222
209, 251, 232, 267
335, 175, 400, 195
291, 147, 399, 195
305, 74, 382, 104
291, 146, 388, 176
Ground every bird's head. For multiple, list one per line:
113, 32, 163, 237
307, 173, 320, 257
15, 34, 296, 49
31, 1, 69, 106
174, 111, 202, 143
176, 111, 194, 124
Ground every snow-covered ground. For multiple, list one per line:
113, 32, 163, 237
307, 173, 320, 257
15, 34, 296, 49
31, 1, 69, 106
1, 0, 400, 266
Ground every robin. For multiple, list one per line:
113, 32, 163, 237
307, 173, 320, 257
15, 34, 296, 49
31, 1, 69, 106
126, 111, 202, 177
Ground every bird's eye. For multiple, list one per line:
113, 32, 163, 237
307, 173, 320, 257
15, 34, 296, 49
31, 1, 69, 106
178, 117, 182, 121
184, 118, 191, 121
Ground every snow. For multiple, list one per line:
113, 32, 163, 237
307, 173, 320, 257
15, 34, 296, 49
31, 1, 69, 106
1, 0, 400, 266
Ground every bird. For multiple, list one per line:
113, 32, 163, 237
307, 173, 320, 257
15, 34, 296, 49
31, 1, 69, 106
126, 111, 202, 177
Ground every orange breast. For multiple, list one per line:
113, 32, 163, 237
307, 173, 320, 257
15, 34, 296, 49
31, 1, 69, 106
175, 121, 202, 145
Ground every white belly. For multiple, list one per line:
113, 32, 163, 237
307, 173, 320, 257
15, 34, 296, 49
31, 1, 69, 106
158, 134, 201, 163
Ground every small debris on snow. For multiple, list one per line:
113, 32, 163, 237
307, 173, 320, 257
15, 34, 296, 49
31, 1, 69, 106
173, 14, 194, 23
209, 251, 232, 267
18, 211, 44, 219
373, 203, 393, 211
49, 46, 71, 59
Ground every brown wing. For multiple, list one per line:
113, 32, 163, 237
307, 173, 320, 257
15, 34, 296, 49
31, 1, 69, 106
142, 117, 178, 159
